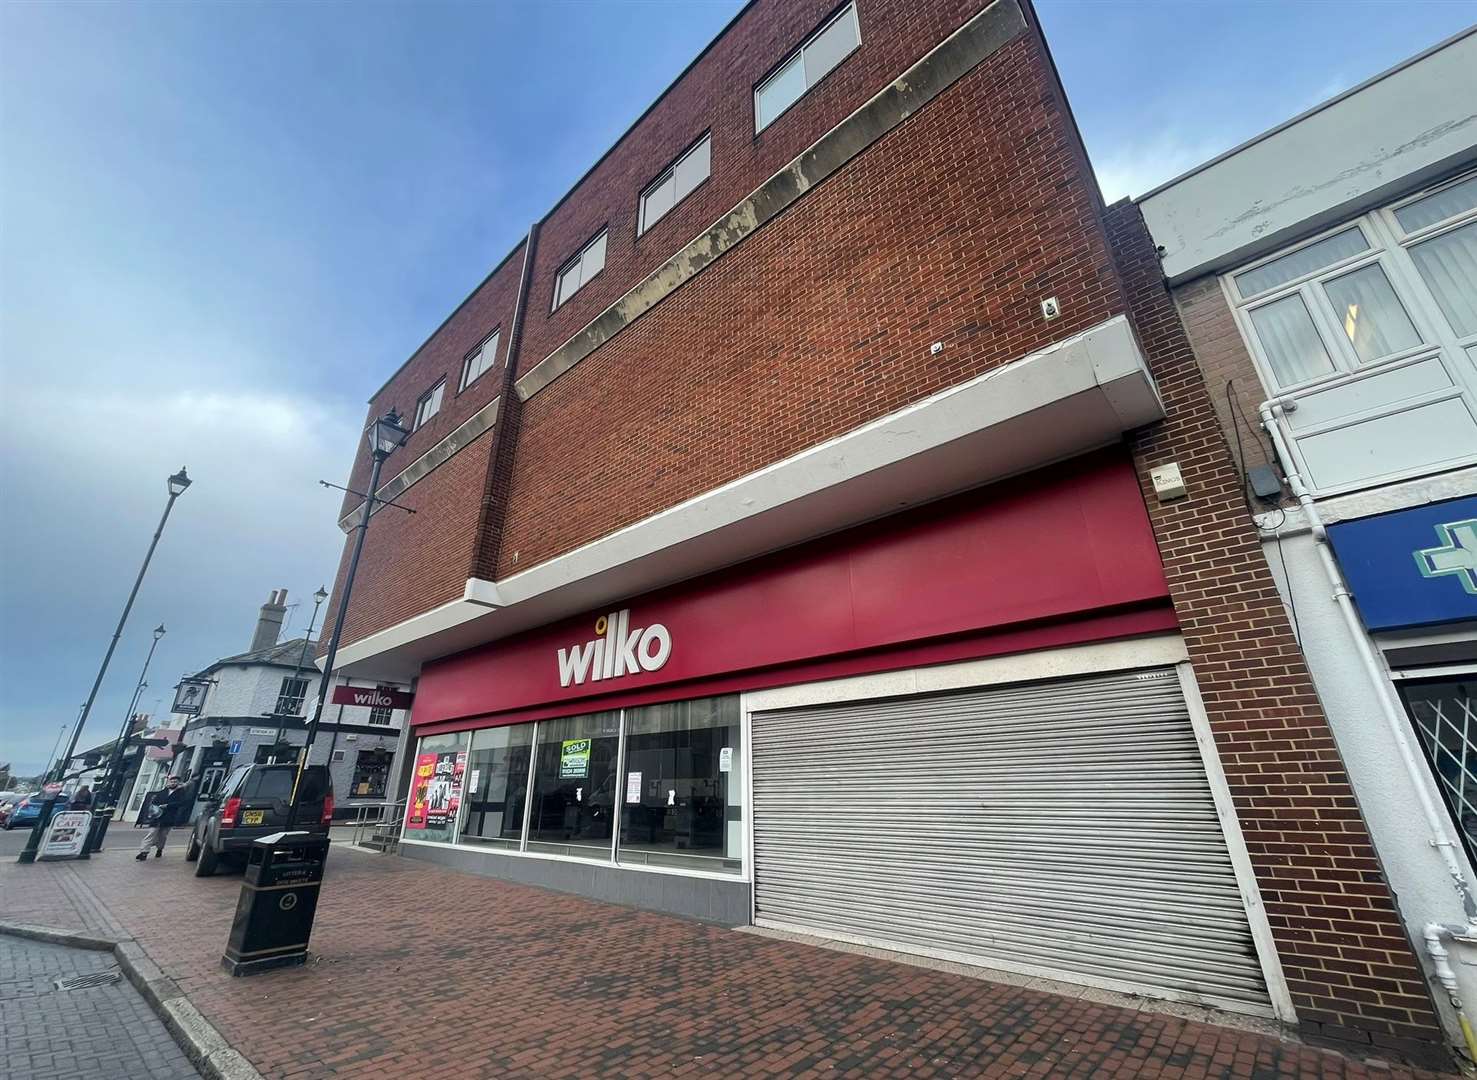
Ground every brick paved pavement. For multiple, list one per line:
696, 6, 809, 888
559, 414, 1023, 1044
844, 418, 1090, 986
0, 932, 199, 1080
0, 844, 1456, 1079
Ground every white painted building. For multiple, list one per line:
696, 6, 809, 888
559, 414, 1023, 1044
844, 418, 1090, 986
175, 591, 413, 817
1138, 27, 1477, 1046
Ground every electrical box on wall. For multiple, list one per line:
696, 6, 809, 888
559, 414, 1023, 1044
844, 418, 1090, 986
1150, 462, 1188, 502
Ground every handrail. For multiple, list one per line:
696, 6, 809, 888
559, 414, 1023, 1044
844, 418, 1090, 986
349, 798, 406, 851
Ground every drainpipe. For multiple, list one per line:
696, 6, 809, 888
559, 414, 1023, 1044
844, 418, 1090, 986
1260, 397, 1477, 1051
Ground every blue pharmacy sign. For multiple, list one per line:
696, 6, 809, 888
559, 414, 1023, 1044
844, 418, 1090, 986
1327, 496, 1477, 631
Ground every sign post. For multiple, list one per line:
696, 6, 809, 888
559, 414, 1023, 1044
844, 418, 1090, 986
39, 811, 93, 860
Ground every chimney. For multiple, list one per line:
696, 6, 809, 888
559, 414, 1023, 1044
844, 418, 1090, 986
250, 589, 288, 652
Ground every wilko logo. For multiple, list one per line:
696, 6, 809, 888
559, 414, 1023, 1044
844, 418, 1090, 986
557, 609, 671, 687
330, 684, 414, 710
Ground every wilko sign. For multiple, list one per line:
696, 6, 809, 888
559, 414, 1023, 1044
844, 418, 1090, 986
557, 609, 671, 687
331, 684, 414, 710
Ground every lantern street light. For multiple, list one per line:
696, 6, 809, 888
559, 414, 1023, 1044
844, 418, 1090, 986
285, 412, 408, 823
82, 624, 167, 856
267, 585, 330, 757
223, 413, 406, 976
20, 468, 191, 864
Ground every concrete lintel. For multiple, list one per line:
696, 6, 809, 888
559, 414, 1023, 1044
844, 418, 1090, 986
335, 314, 1162, 681
514, 0, 1026, 402
338, 396, 500, 532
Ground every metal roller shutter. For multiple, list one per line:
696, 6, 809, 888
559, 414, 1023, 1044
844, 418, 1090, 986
751, 667, 1271, 1013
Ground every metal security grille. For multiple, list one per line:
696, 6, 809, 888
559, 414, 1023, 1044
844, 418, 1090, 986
751, 667, 1271, 1013
1399, 677, 1477, 865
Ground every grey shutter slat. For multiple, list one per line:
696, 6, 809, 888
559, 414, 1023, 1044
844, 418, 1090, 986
751, 667, 1271, 1013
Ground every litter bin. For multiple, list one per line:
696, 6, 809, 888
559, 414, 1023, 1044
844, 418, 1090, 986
221, 831, 329, 976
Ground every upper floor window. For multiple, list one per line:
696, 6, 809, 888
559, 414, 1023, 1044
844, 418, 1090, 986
553, 230, 607, 310
414, 379, 445, 430
640, 134, 711, 235
460, 329, 501, 392
1223, 168, 1477, 496
275, 677, 310, 717
368, 686, 396, 726
755, 2, 861, 133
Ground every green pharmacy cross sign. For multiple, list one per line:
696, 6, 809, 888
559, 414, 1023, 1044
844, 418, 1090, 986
1415, 518, 1477, 596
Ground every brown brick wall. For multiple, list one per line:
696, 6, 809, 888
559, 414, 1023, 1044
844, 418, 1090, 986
1171, 275, 1283, 486
497, 30, 1126, 572
516, 0, 987, 378
324, 433, 496, 654
1108, 198, 1442, 1051
341, 242, 527, 513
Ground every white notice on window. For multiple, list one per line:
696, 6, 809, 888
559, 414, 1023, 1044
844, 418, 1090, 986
719, 747, 733, 773
469, 770, 481, 793
626, 771, 642, 804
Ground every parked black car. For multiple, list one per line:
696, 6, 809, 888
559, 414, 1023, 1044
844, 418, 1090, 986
187, 763, 332, 876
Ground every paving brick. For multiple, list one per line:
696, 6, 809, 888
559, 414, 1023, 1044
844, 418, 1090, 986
0, 846, 1456, 1079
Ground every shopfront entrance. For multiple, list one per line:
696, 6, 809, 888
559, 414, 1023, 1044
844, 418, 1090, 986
748, 662, 1275, 1015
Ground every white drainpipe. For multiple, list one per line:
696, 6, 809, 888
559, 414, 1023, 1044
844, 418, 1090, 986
1259, 397, 1477, 1057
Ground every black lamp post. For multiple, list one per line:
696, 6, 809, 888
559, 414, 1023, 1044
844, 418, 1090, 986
20, 467, 191, 864
222, 413, 405, 977
82, 624, 166, 856
286, 413, 407, 825
268, 585, 329, 759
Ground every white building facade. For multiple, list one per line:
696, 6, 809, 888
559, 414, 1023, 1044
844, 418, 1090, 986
174, 591, 413, 817
1139, 27, 1477, 1047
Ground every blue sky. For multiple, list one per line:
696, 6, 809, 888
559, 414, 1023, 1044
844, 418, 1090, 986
2, 0, 1472, 777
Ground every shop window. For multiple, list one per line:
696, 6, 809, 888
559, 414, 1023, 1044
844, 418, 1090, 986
351, 749, 392, 799
405, 731, 469, 844
619, 696, 742, 874
526, 711, 620, 859
1399, 677, 1477, 866
460, 723, 534, 850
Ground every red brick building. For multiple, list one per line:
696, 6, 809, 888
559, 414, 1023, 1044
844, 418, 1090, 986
323, 0, 1446, 1061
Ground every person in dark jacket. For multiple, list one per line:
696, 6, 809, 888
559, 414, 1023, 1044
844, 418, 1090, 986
68, 786, 93, 811
136, 776, 187, 860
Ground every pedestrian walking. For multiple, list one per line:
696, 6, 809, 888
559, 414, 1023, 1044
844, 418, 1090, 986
136, 776, 187, 860
68, 785, 93, 811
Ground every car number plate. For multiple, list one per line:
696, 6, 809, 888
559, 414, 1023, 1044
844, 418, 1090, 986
242, 810, 265, 825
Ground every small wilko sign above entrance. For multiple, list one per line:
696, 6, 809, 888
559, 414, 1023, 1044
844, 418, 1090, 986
331, 685, 414, 710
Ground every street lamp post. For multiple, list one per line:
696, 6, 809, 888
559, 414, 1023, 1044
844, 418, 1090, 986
222, 412, 406, 977
286, 414, 407, 826
82, 624, 166, 856
19, 467, 191, 864
269, 586, 329, 760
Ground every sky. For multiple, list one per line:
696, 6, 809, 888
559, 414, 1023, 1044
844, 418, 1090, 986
1, 0, 1472, 778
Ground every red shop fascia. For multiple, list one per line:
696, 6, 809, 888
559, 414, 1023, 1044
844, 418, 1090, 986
412, 449, 1176, 738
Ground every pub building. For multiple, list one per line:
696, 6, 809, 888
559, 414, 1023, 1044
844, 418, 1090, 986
321, 0, 1453, 1061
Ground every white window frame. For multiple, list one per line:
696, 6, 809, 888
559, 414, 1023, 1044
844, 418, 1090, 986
1221, 167, 1477, 497
413, 379, 445, 430
274, 676, 310, 717
639, 133, 711, 236
552, 229, 607, 311
459, 328, 501, 392
754, 2, 861, 134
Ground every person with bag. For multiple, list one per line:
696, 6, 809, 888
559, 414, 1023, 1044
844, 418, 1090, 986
136, 775, 188, 860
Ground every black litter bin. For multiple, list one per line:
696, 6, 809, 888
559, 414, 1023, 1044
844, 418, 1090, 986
221, 831, 330, 976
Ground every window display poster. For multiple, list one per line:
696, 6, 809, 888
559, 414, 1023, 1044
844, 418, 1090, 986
560, 738, 591, 780
406, 751, 467, 830
625, 771, 642, 803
